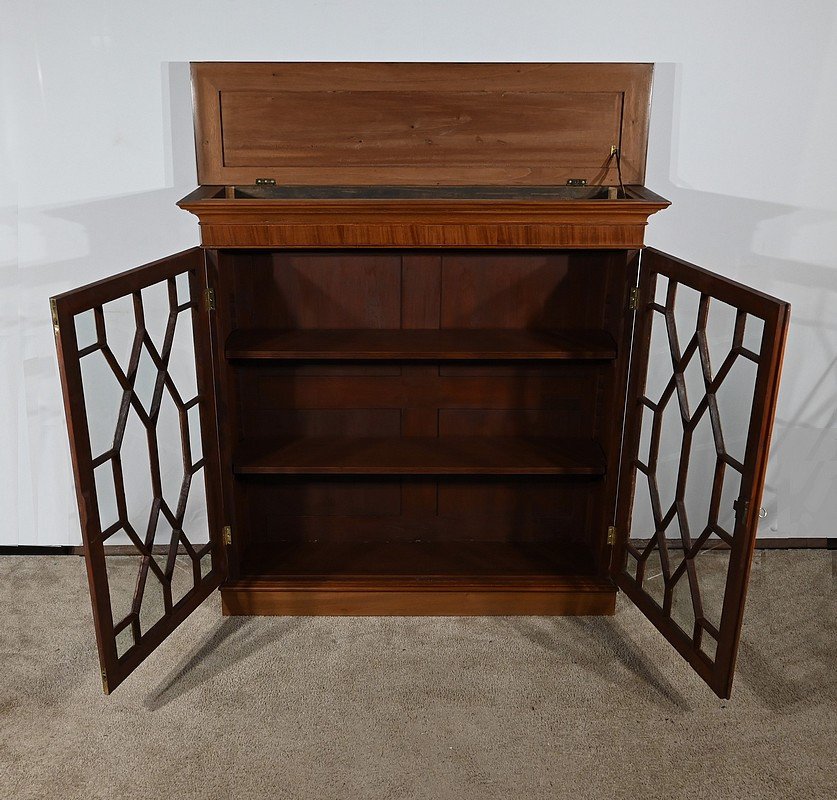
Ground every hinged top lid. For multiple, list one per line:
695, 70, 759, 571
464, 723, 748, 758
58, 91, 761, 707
191, 62, 653, 187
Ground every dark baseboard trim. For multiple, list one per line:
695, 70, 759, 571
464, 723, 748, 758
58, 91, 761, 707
0, 544, 193, 556
628, 537, 833, 550
757, 537, 834, 549
1, 538, 834, 556
0, 545, 76, 555
66, 545, 195, 556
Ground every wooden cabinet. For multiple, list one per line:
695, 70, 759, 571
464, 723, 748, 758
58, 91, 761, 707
51, 63, 789, 699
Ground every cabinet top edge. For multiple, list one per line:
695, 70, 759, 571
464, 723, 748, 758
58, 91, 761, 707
177, 184, 670, 210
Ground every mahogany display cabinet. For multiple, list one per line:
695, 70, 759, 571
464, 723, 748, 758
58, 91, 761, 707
51, 63, 789, 697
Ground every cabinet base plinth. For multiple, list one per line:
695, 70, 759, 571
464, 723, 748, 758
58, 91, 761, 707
220, 580, 616, 616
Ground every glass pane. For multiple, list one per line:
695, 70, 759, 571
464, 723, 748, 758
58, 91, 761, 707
645, 307, 671, 405
158, 386, 185, 517
94, 461, 119, 532
168, 310, 198, 402
697, 545, 732, 634
705, 298, 738, 372
200, 550, 213, 580
183, 469, 209, 545
742, 314, 765, 355
719, 460, 745, 533
671, 282, 701, 354
74, 308, 98, 351
669, 568, 696, 640
700, 629, 718, 662
655, 387, 681, 517
187, 403, 203, 466
115, 624, 134, 659
715, 354, 757, 466
641, 547, 665, 608
141, 279, 173, 356
629, 461, 656, 541
101, 294, 138, 375
682, 345, 705, 419
133, 345, 159, 415
653, 273, 668, 307
80, 348, 122, 460
174, 272, 191, 307
120, 407, 154, 543
138, 562, 167, 636
683, 411, 716, 540
105, 555, 138, 636
661, 525, 685, 589
637, 404, 653, 468
170, 553, 197, 607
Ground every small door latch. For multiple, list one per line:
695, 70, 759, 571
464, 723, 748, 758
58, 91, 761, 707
733, 500, 767, 520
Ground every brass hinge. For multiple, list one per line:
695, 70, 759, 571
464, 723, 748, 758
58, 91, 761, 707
255, 177, 276, 186
607, 525, 617, 546
205, 287, 216, 311
628, 286, 639, 311
223, 525, 232, 546
566, 178, 587, 186
50, 297, 60, 334
100, 668, 109, 695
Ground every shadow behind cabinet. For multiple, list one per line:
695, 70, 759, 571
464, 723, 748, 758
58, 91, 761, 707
51, 63, 789, 698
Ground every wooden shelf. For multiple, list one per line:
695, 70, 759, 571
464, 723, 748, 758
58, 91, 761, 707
225, 328, 617, 361
224, 540, 617, 615
239, 540, 599, 581
234, 436, 606, 476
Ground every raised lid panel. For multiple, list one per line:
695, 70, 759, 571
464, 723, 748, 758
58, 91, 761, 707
192, 62, 652, 186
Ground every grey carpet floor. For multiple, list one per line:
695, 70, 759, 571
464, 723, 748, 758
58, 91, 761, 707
1, 551, 835, 800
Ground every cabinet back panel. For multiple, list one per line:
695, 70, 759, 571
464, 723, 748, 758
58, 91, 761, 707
237, 364, 602, 439
243, 408, 403, 437
234, 252, 403, 329
437, 408, 588, 437
440, 252, 608, 328
243, 477, 594, 545
228, 250, 615, 331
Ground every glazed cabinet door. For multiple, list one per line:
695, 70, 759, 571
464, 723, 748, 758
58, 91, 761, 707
613, 248, 789, 698
51, 248, 227, 693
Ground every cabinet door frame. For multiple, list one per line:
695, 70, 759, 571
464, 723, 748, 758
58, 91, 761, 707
612, 248, 789, 698
52, 247, 227, 693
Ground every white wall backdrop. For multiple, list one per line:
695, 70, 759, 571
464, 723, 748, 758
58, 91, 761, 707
3, 0, 836, 545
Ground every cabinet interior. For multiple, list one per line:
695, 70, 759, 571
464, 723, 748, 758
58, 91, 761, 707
213, 248, 635, 587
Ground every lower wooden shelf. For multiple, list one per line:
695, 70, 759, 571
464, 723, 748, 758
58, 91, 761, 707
221, 541, 616, 616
